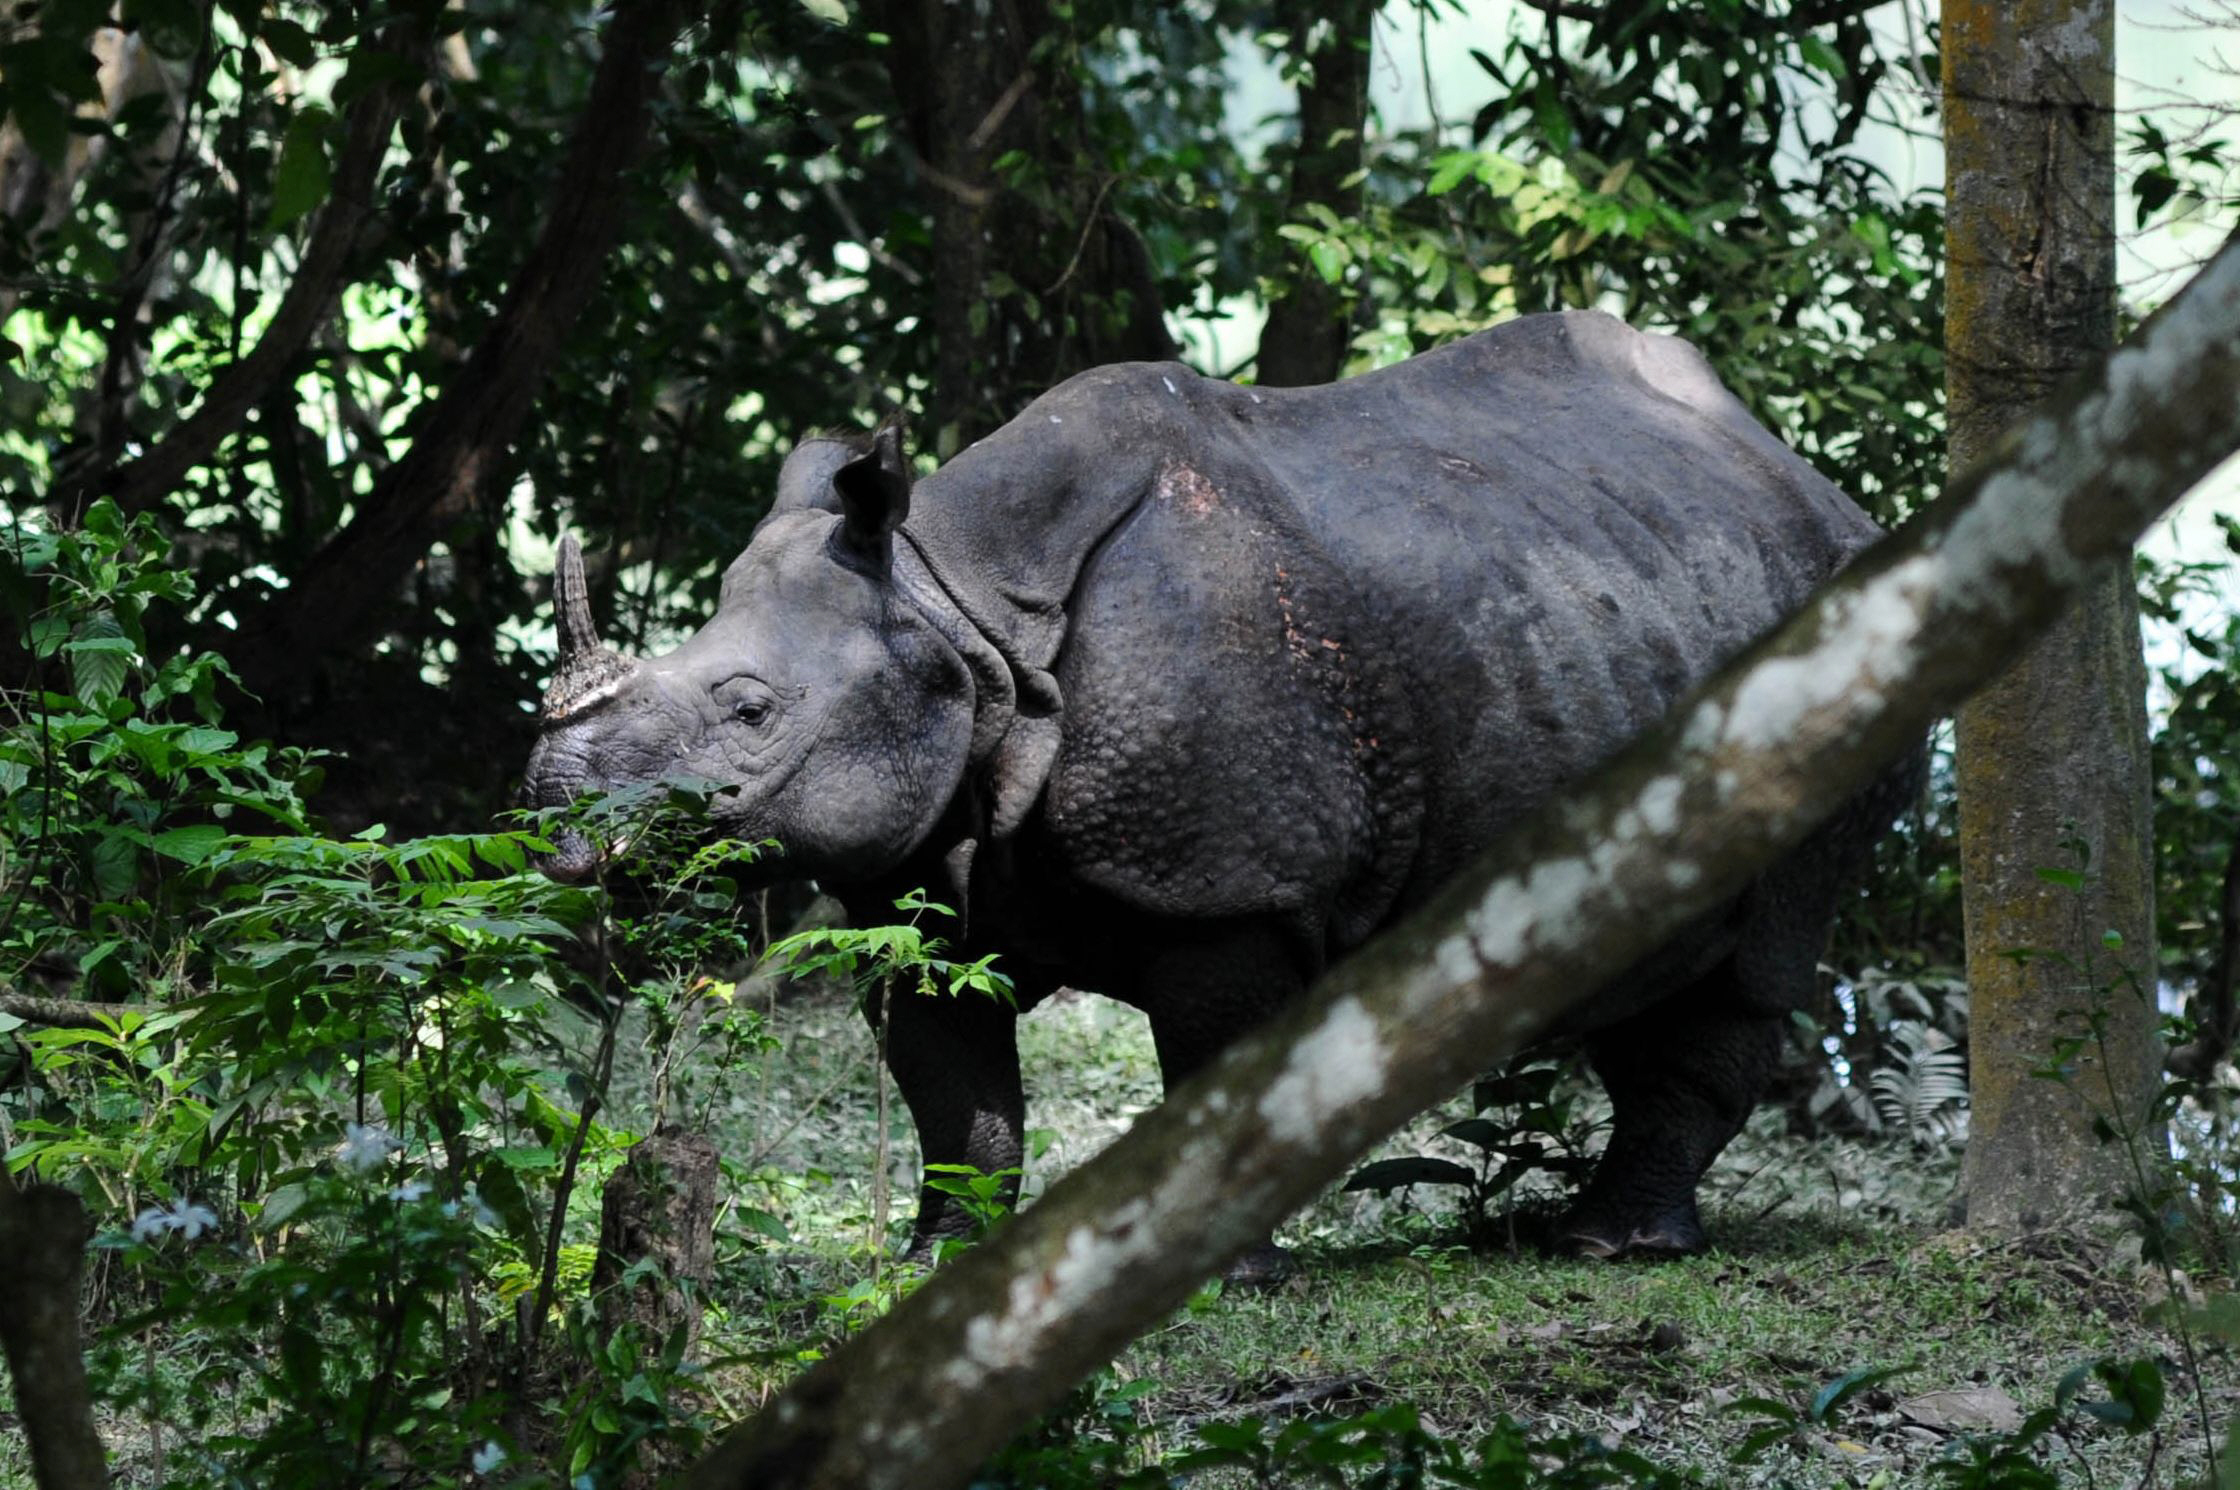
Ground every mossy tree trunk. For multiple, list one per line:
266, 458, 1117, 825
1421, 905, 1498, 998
0, 1172, 107, 1489
1945, 0, 2161, 1236
678, 237, 2240, 1490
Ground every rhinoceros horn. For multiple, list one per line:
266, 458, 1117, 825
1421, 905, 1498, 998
542, 535, 638, 722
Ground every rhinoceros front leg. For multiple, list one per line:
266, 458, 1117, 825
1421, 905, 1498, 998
1135, 919, 1312, 1285
875, 984, 1024, 1253
1561, 986, 1784, 1258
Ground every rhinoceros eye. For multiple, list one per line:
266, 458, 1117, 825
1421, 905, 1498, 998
713, 677, 777, 727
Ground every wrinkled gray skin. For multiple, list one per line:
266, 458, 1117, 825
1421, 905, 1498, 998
523, 311, 1921, 1263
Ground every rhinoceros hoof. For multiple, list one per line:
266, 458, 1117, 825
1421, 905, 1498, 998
1222, 1241, 1299, 1289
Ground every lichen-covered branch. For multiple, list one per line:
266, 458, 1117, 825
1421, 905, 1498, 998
0, 1171, 107, 1489
0, 990, 134, 1030
680, 231, 2240, 1490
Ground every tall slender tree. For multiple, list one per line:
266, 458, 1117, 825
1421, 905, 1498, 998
1946, 0, 2160, 1234
1254, 0, 1374, 387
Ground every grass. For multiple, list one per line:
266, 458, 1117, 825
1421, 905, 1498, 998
600, 978, 2234, 1488
24, 964, 2214, 1487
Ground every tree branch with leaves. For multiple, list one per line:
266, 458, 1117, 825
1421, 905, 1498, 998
219, 0, 690, 701
100, 70, 408, 520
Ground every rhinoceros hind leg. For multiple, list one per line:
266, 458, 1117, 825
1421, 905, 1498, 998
1560, 988, 1784, 1260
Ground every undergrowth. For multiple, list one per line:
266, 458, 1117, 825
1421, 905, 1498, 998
4, 507, 2239, 1490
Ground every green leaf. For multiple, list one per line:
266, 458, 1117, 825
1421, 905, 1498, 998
2087, 1357, 2164, 1434
259, 16, 316, 67
1731, 1424, 1794, 1464
124, 0, 204, 56
1724, 1395, 1801, 1423
2033, 866, 2086, 891
1, 62, 68, 168
797, 0, 847, 20
1341, 1156, 1476, 1193
1438, 1118, 1511, 1151
1809, 1363, 1908, 1424
151, 825, 227, 865
1426, 151, 1477, 196
66, 617, 132, 705
735, 1205, 790, 1243
1796, 33, 1845, 78
258, 1182, 313, 1230
1472, 1067, 1562, 1109
90, 830, 138, 901
269, 108, 334, 229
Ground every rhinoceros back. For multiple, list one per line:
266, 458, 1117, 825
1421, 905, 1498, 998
1199, 311, 1882, 894
901, 311, 1883, 937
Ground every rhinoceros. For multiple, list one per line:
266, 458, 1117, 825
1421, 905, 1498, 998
522, 310, 1917, 1269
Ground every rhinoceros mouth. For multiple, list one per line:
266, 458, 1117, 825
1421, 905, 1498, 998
537, 826, 602, 883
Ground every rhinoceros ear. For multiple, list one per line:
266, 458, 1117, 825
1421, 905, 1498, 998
772, 437, 859, 517
833, 416, 912, 568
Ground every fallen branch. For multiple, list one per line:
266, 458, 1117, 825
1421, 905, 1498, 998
679, 232, 2240, 1490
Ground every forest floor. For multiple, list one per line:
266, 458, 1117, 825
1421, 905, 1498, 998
606, 976, 2234, 1489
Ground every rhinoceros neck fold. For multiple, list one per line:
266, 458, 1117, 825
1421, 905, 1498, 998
889, 531, 1063, 843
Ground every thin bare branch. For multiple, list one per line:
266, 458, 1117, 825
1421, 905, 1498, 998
219, 0, 689, 698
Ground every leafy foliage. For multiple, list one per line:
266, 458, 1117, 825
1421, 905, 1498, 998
1344, 1057, 1596, 1244
1867, 1018, 1968, 1148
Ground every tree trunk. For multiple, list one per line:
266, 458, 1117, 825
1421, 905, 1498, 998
1255, 2, 1373, 388
677, 232, 2240, 1490
1945, 0, 2160, 1236
0, 1174, 107, 1489
593, 1130, 718, 1489
592, 1130, 719, 1352
866, 0, 1174, 452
